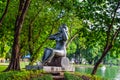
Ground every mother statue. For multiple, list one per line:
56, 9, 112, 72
42, 24, 68, 65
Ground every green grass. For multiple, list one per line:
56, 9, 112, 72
0, 61, 29, 72
0, 70, 44, 80
32, 74, 53, 80
20, 62, 29, 69
0, 66, 7, 72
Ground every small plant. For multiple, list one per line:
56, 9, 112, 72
64, 72, 105, 80
0, 70, 44, 80
64, 72, 82, 80
31, 74, 53, 80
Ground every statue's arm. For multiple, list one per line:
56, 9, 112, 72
49, 32, 59, 40
62, 29, 68, 41
49, 35, 55, 40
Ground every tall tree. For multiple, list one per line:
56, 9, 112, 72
5, 0, 30, 71
91, 0, 120, 75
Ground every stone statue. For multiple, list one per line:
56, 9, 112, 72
42, 24, 68, 65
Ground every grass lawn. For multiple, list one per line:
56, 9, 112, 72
0, 65, 7, 72
0, 61, 29, 72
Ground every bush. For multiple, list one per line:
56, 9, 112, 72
31, 74, 53, 80
12, 71, 30, 80
64, 72, 82, 80
64, 72, 105, 80
0, 70, 44, 80
0, 71, 19, 80
0, 70, 106, 80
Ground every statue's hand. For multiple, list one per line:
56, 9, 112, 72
61, 28, 66, 32
55, 37, 62, 41
49, 35, 55, 40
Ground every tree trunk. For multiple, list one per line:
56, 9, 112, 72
5, 27, 21, 71
28, 21, 34, 63
91, 44, 112, 75
4, 0, 30, 71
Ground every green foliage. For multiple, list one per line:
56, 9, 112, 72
0, 70, 53, 80
64, 72, 106, 80
64, 72, 82, 80
67, 41, 76, 55
32, 74, 53, 80
0, 70, 44, 80
0, 71, 19, 80
0, 41, 10, 58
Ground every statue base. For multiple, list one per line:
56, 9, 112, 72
26, 57, 75, 72
43, 56, 74, 72
43, 66, 75, 72
26, 65, 43, 70
46, 57, 70, 67
25, 65, 75, 72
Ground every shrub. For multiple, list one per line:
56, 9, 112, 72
31, 74, 53, 80
12, 71, 30, 80
64, 72, 105, 80
0, 71, 19, 80
64, 72, 82, 80
0, 70, 44, 80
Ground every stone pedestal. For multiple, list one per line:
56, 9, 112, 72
26, 65, 75, 72
43, 57, 74, 80
26, 57, 75, 72
47, 57, 70, 67
43, 57, 74, 72
26, 65, 43, 70
43, 66, 75, 72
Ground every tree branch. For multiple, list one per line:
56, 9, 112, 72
66, 29, 81, 47
28, 9, 41, 54
111, 27, 120, 44
66, 33, 78, 48
35, 26, 54, 54
106, 0, 120, 44
0, 0, 10, 27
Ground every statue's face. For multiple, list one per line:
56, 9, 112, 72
59, 27, 62, 32
59, 25, 68, 32
64, 26, 68, 32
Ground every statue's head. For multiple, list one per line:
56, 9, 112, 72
59, 24, 68, 33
